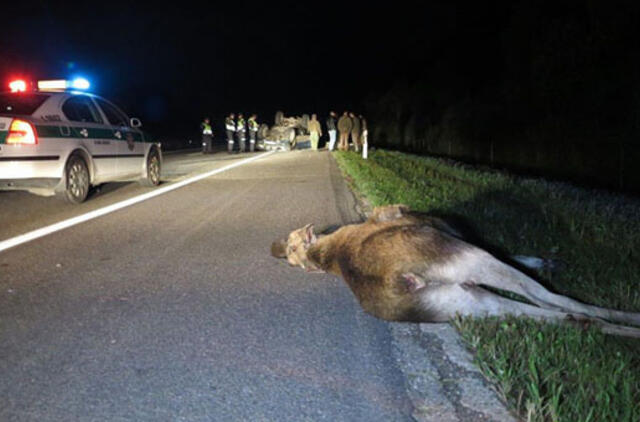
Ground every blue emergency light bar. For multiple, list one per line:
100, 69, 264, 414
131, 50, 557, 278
71, 78, 90, 90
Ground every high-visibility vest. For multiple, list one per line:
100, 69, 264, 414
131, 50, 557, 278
237, 119, 246, 132
249, 118, 259, 132
202, 122, 212, 135
225, 118, 236, 131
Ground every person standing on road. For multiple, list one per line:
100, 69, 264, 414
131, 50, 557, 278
360, 114, 368, 159
326, 111, 337, 151
308, 114, 322, 151
338, 111, 352, 151
350, 112, 361, 152
225, 113, 236, 154
236, 113, 247, 153
248, 114, 259, 152
200, 117, 213, 154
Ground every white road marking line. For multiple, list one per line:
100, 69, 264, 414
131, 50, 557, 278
0, 151, 277, 254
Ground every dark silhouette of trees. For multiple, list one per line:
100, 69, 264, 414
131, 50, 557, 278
367, 0, 640, 192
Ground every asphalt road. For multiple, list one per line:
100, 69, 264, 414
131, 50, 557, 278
0, 150, 414, 421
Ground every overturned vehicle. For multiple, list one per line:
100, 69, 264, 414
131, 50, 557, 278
258, 111, 310, 151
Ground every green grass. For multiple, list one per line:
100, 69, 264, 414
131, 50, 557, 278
333, 149, 640, 422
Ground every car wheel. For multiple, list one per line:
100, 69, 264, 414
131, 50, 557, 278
285, 128, 296, 149
275, 111, 284, 126
140, 148, 161, 187
62, 154, 90, 204
301, 114, 309, 130
258, 123, 269, 140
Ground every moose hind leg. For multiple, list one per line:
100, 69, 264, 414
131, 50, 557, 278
472, 250, 640, 326
511, 255, 554, 271
424, 283, 640, 338
417, 283, 574, 322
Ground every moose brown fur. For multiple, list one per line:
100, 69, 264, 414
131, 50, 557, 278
271, 204, 640, 337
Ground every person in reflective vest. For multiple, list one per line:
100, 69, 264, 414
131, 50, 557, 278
236, 113, 247, 153
225, 113, 236, 153
201, 117, 213, 154
248, 114, 259, 152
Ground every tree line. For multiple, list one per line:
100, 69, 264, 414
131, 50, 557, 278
365, 0, 640, 193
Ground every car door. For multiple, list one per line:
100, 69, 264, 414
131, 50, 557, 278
61, 94, 117, 180
93, 97, 145, 179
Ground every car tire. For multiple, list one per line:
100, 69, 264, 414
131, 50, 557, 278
140, 148, 161, 187
61, 154, 90, 204
301, 114, 309, 131
275, 111, 284, 126
285, 128, 296, 149
258, 123, 269, 140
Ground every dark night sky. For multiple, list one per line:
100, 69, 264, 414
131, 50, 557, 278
1, 1, 506, 138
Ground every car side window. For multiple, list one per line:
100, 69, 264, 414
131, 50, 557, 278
62, 96, 103, 124
95, 98, 129, 127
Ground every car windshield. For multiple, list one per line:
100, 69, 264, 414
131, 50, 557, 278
0, 93, 50, 115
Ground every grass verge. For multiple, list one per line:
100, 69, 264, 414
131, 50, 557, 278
333, 149, 640, 422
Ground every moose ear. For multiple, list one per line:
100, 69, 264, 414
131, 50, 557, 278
271, 239, 288, 258
303, 224, 317, 245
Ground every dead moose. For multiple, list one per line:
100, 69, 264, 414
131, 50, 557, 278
271, 204, 640, 337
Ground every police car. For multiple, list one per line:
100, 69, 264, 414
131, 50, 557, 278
0, 78, 161, 203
